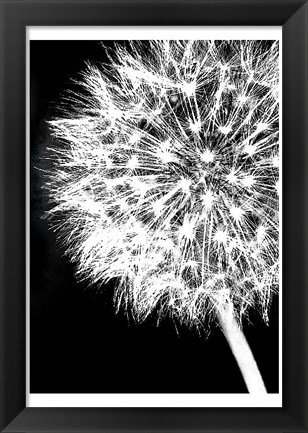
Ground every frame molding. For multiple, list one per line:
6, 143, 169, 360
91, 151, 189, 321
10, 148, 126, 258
1, 0, 307, 432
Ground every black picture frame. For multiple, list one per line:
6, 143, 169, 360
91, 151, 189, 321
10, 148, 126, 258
0, 0, 307, 432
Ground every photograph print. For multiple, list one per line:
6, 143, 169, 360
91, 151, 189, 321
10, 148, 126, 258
30, 35, 280, 402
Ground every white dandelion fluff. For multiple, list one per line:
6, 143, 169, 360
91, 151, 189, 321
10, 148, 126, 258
44, 40, 279, 393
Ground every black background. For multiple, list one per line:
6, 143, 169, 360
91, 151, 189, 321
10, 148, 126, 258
30, 40, 279, 394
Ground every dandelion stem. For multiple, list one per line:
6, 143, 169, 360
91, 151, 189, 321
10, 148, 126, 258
217, 302, 267, 394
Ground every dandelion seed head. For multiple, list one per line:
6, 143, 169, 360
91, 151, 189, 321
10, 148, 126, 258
152, 199, 164, 217
189, 120, 202, 134
153, 107, 162, 115
256, 122, 269, 133
170, 95, 179, 104
226, 171, 238, 184
241, 175, 255, 189
214, 229, 228, 245
157, 148, 176, 164
105, 156, 113, 169
178, 216, 196, 240
243, 144, 257, 157
178, 178, 192, 194
272, 155, 279, 168
129, 132, 140, 145
200, 149, 215, 164
238, 94, 248, 104
186, 260, 198, 269
183, 80, 197, 97
218, 125, 232, 135
46, 40, 279, 328
130, 178, 149, 196
127, 155, 139, 170
256, 225, 267, 244
202, 190, 215, 211
230, 206, 244, 222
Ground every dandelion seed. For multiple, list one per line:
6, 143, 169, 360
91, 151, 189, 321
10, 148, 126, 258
189, 120, 202, 134
219, 125, 232, 135
105, 156, 113, 169
129, 132, 140, 145
272, 155, 279, 168
256, 225, 267, 244
152, 200, 164, 217
230, 206, 244, 222
202, 190, 215, 211
256, 122, 269, 133
178, 216, 196, 240
169, 298, 176, 307
157, 147, 176, 164
170, 95, 179, 104
243, 144, 257, 157
214, 272, 225, 281
178, 178, 192, 194
226, 171, 238, 184
127, 155, 139, 170
130, 178, 148, 197
214, 229, 228, 245
238, 94, 248, 103
220, 63, 228, 72
185, 260, 198, 269
183, 80, 197, 97
153, 107, 162, 115
241, 175, 255, 189
200, 149, 215, 164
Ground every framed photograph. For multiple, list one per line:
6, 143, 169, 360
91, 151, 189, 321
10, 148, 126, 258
1, 1, 307, 432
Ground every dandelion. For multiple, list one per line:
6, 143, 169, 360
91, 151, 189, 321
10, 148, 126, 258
45, 40, 279, 394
